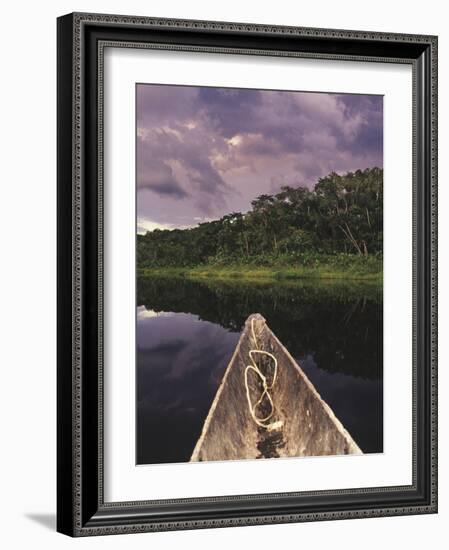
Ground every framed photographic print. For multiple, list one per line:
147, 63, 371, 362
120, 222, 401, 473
57, 12, 438, 536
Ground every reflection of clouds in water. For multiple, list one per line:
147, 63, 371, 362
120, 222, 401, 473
137, 308, 239, 405
137, 305, 173, 320
136, 309, 241, 464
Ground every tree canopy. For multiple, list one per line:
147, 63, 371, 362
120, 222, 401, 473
137, 167, 383, 268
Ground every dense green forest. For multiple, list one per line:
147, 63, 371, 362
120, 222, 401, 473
137, 168, 383, 276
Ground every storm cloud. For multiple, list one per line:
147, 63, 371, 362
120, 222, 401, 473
136, 84, 383, 230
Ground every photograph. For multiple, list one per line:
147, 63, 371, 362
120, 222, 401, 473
135, 83, 384, 465
54, 9, 437, 538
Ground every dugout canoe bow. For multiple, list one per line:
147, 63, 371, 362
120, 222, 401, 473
190, 313, 362, 462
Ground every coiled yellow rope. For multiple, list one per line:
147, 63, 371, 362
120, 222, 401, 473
244, 318, 280, 430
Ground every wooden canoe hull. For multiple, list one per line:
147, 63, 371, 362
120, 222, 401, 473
191, 314, 362, 462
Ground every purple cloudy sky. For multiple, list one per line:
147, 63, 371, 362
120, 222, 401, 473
137, 84, 383, 233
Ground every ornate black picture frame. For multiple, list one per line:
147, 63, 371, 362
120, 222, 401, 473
57, 12, 438, 536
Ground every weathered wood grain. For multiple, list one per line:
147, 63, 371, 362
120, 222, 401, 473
191, 314, 362, 462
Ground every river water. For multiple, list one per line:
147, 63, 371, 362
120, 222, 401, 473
136, 276, 383, 464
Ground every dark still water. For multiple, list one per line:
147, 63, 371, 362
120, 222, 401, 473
136, 276, 383, 464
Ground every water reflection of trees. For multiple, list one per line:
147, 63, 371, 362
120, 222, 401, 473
137, 276, 382, 381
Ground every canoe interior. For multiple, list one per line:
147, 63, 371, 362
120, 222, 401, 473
191, 313, 362, 462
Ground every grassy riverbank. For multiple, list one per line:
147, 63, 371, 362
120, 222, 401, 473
138, 254, 382, 283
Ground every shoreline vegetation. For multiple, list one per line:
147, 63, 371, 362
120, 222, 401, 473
138, 252, 382, 283
137, 168, 383, 283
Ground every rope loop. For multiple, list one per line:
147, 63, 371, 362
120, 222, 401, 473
244, 318, 279, 429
